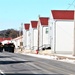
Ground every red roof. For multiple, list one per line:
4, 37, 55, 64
0, 38, 11, 42
51, 10, 74, 20
31, 21, 38, 28
39, 17, 49, 26
24, 24, 30, 30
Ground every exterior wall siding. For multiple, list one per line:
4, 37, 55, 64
39, 24, 50, 49
51, 20, 74, 54
31, 29, 34, 50
49, 20, 55, 53
34, 29, 38, 50
26, 31, 30, 50
43, 27, 49, 47
39, 24, 43, 49
55, 21, 74, 54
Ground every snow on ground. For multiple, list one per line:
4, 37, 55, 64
23, 53, 75, 64
59, 58, 75, 64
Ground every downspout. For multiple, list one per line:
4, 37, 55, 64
42, 26, 43, 48
37, 15, 40, 53
54, 20, 57, 53
37, 20, 40, 51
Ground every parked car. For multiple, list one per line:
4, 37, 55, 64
0, 42, 4, 52
4, 44, 9, 52
8, 43, 15, 53
4, 43, 15, 53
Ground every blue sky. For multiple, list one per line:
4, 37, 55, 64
0, 0, 75, 30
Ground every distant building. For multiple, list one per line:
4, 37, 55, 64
11, 36, 23, 48
30, 21, 38, 50
23, 23, 30, 50
1, 37, 12, 45
39, 17, 50, 50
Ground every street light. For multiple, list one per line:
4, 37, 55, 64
37, 15, 40, 54
20, 23, 23, 51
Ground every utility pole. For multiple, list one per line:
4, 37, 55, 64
37, 15, 40, 53
20, 23, 23, 51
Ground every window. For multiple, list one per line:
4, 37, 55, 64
46, 28, 48, 34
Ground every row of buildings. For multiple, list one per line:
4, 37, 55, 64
22, 10, 75, 55
1, 10, 75, 55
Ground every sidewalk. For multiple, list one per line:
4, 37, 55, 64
14, 49, 75, 64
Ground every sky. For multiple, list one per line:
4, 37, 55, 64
0, 0, 75, 30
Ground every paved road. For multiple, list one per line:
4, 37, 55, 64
0, 52, 75, 75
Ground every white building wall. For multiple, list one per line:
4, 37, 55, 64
34, 29, 38, 50
29, 24, 32, 50
31, 29, 34, 50
16, 40, 19, 48
39, 24, 43, 49
50, 20, 74, 54
12, 40, 17, 48
50, 11, 74, 54
49, 12, 57, 53
55, 21, 74, 54
24, 30, 30, 50
12, 36, 23, 49
43, 27, 49, 47
39, 24, 50, 49
49, 20, 55, 52
29, 30, 31, 50
26, 31, 30, 50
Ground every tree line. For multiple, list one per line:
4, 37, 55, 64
0, 29, 22, 39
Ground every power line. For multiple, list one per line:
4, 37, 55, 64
66, 0, 75, 10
